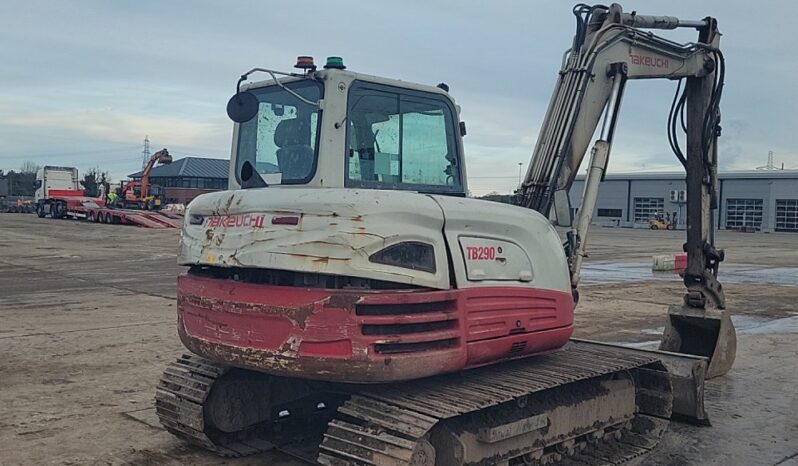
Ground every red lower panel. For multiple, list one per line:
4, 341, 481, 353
177, 273, 574, 383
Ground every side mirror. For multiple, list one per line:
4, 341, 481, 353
240, 161, 268, 188
226, 91, 259, 123
553, 189, 573, 227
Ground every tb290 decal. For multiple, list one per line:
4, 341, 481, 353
466, 246, 503, 261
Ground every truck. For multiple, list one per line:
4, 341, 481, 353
34, 166, 83, 218
156, 4, 735, 465
34, 165, 181, 228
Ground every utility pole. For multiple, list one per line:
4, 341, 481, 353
142, 136, 151, 169
517, 162, 523, 189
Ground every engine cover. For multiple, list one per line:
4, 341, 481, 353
180, 188, 571, 294
180, 188, 450, 289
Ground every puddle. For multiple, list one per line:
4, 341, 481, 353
627, 314, 798, 349
581, 261, 798, 287
734, 314, 798, 335
580, 262, 680, 285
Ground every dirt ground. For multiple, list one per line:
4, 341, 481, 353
0, 215, 796, 465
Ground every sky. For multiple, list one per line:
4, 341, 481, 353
1, 0, 797, 196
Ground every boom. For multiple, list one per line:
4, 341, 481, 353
140, 148, 172, 199
516, 3, 734, 376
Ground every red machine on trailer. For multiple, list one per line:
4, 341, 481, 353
35, 168, 181, 228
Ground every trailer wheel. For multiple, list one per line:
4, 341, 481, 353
87, 211, 95, 222
52, 202, 65, 219
104, 212, 113, 224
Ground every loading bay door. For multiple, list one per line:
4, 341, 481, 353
776, 199, 798, 232
725, 198, 763, 231
634, 197, 664, 224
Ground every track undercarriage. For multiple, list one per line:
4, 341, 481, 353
156, 341, 685, 466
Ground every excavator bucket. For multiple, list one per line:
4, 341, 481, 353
155, 149, 173, 165
660, 305, 737, 379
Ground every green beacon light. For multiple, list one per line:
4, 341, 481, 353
324, 56, 346, 70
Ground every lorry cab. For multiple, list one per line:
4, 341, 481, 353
34, 166, 81, 203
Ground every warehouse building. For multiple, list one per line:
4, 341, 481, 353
569, 170, 798, 233
129, 157, 228, 204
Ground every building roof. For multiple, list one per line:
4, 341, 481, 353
129, 157, 229, 179
575, 170, 798, 181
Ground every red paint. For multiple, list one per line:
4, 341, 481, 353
675, 252, 688, 272
298, 339, 353, 357
177, 273, 574, 383
48, 189, 86, 198
44, 191, 183, 228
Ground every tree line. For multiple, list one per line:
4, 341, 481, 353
0, 163, 109, 198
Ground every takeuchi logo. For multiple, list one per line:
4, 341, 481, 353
205, 214, 265, 228
630, 53, 669, 69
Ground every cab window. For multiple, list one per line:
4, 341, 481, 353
236, 80, 322, 185
346, 83, 462, 193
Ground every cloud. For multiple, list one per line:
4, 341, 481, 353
2, 0, 797, 189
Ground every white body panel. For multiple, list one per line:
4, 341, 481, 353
180, 188, 450, 289
35, 166, 80, 202
181, 188, 571, 294
430, 195, 571, 293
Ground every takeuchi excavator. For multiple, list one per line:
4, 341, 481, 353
156, 4, 736, 465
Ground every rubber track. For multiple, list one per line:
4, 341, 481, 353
317, 341, 667, 466
155, 353, 275, 457
157, 343, 670, 465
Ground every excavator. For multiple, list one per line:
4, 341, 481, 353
156, 4, 736, 464
115, 148, 172, 210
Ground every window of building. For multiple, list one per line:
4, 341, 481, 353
634, 197, 664, 223
726, 198, 763, 230
597, 208, 623, 218
776, 199, 798, 232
